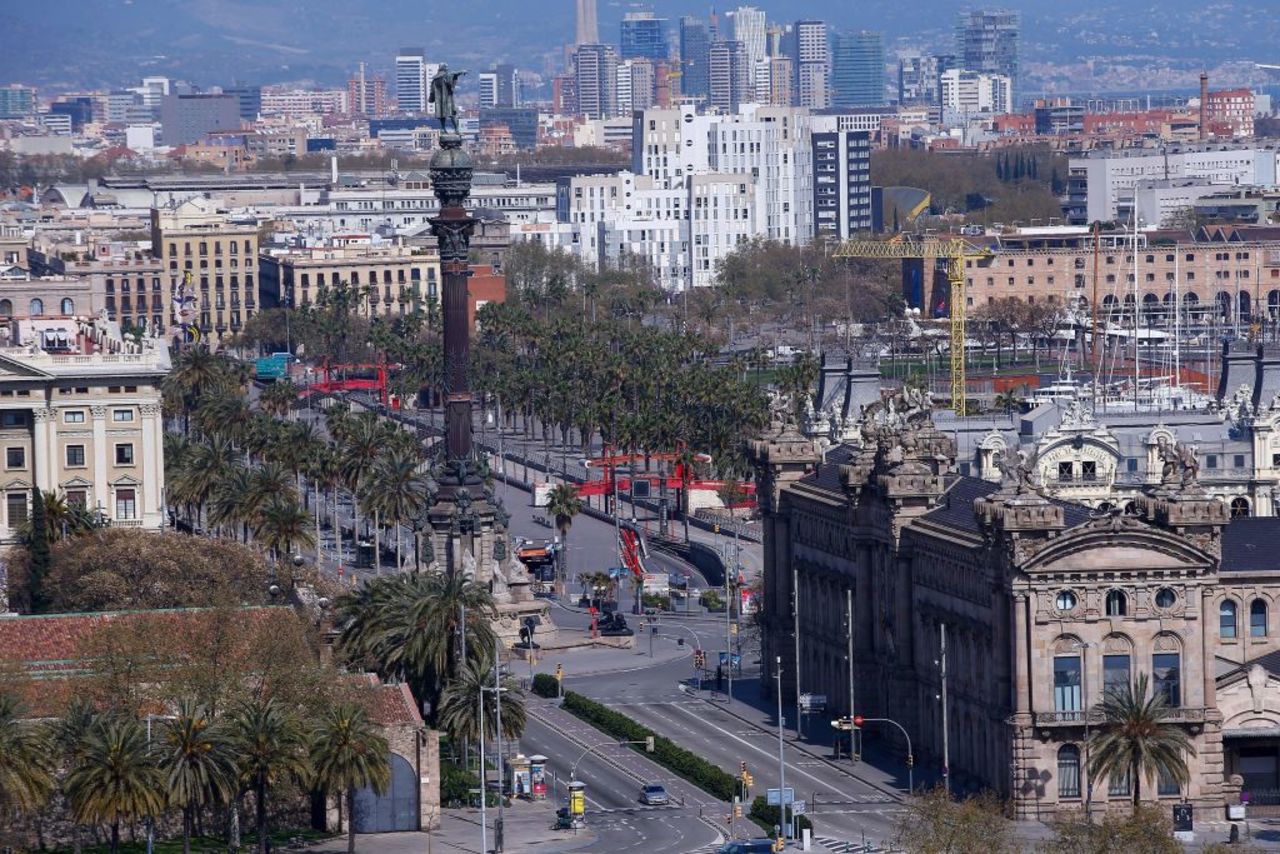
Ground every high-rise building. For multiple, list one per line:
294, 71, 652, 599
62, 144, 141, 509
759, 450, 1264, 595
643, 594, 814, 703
679, 17, 711, 99
619, 59, 656, 114
575, 0, 599, 46
788, 20, 830, 109
939, 68, 1012, 116
621, 11, 668, 60
0, 85, 36, 119
222, 86, 262, 122
831, 31, 884, 108
811, 117, 873, 241
729, 6, 767, 68
708, 41, 751, 113
495, 63, 519, 108
158, 93, 241, 145
955, 9, 1020, 107
347, 66, 388, 117
395, 48, 428, 113
478, 72, 499, 111
575, 44, 619, 120
768, 56, 794, 106
898, 53, 953, 105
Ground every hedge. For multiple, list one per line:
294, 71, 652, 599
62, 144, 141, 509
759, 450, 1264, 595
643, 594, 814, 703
531, 672, 559, 698
749, 795, 815, 836
561, 690, 738, 801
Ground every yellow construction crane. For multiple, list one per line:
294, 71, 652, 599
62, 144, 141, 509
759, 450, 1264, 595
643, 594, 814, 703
833, 237, 992, 414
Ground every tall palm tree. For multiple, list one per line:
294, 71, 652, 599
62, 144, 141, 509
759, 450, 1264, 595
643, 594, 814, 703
164, 346, 233, 434
309, 702, 391, 853
253, 496, 315, 563
336, 571, 497, 718
362, 448, 430, 572
160, 700, 238, 854
436, 656, 527, 747
63, 715, 166, 854
171, 435, 239, 529
545, 484, 582, 594
208, 464, 256, 541
0, 693, 55, 816
1086, 672, 1195, 808
229, 697, 311, 854
259, 380, 299, 420
339, 413, 388, 568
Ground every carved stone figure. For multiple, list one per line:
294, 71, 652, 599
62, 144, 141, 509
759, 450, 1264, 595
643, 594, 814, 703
1156, 436, 1180, 487
429, 64, 468, 133
1177, 441, 1201, 488
995, 447, 1038, 495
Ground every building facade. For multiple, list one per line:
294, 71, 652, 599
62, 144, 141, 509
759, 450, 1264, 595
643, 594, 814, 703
956, 9, 1020, 106
575, 44, 620, 120
831, 31, 885, 109
621, 11, 668, 61
395, 48, 429, 114
258, 240, 441, 315
810, 123, 872, 241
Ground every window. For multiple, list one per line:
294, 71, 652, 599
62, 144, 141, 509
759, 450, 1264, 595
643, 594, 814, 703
1252, 599, 1268, 637
66, 489, 86, 508
112, 409, 134, 422
1221, 600, 1239, 639
6, 492, 27, 526
1103, 654, 1131, 696
1081, 460, 1097, 482
115, 488, 136, 520
1105, 590, 1128, 617
1108, 767, 1132, 797
1054, 654, 1082, 712
64, 410, 85, 424
61, 297, 75, 315
115, 443, 134, 465
1158, 765, 1181, 796
1057, 745, 1081, 799
0, 299, 10, 317
1155, 587, 1177, 609
1153, 652, 1181, 707
29, 298, 43, 316
1231, 497, 1251, 518
1055, 590, 1078, 611
5, 447, 23, 468
65, 445, 85, 467
1058, 461, 1074, 482
1, 412, 27, 427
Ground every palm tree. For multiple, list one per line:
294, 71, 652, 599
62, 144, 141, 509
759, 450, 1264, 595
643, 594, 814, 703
362, 448, 430, 572
339, 413, 388, 567
545, 483, 582, 595
0, 693, 55, 816
63, 715, 166, 854
336, 572, 497, 718
436, 656, 527, 747
165, 347, 233, 434
159, 700, 238, 854
208, 464, 256, 541
1086, 672, 1195, 808
259, 380, 299, 420
254, 496, 315, 563
171, 435, 239, 529
309, 702, 391, 853
229, 697, 311, 854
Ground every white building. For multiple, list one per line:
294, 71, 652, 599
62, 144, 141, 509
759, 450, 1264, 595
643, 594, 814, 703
939, 68, 1012, 116
395, 48, 428, 114
1128, 178, 1236, 227
792, 20, 829, 109
478, 72, 499, 111
730, 6, 768, 68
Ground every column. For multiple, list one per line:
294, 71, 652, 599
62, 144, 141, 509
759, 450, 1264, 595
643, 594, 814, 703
140, 403, 161, 526
31, 408, 54, 491
91, 406, 108, 516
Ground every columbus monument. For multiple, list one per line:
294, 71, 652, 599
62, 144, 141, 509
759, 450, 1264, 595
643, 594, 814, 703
422, 78, 549, 644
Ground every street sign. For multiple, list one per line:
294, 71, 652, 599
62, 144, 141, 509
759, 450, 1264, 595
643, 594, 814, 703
791, 800, 807, 816
766, 787, 795, 806
1173, 803, 1193, 832
799, 693, 827, 712
719, 652, 743, 667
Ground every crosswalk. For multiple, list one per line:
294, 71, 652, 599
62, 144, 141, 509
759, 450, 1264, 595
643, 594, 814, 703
814, 838, 888, 853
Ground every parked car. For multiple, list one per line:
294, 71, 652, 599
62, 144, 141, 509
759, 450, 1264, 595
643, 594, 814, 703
639, 783, 669, 806
717, 840, 776, 854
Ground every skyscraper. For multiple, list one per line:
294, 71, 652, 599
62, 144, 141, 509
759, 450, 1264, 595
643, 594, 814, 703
575, 43, 619, 119
898, 53, 953, 105
621, 11, 668, 60
679, 17, 710, 99
395, 48, 428, 113
729, 6, 767, 68
831, 31, 884, 108
956, 9, 1019, 106
575, 0, 599, 46
788, 20, 829, 109
478, 72, 499, 110
708, 40, 751, 113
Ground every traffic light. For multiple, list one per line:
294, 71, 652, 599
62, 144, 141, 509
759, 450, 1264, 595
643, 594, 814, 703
734, 801, 743, 818
744, 772, 753, 788
645, 735, 655, 753
555, 664, 564, 682
740, 761, 747, 776
853, 715, 865, 727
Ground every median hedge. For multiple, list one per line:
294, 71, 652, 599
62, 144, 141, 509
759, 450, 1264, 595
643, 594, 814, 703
532, 673, 559, 698
749, 795, 814, 836
562, 690, 737, 801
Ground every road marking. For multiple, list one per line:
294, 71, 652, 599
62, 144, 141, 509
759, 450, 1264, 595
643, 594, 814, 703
814, 837, 886, 853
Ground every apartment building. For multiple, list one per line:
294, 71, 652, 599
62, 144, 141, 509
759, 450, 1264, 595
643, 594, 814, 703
810, 120, 872, 241
258, 238, 441, 315
0, 315, 169, 544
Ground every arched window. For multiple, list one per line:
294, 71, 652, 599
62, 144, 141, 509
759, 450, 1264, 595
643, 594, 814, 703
1153, 647, 1181, 706
1053, 649, 1082, 712
1057, 745, 1081, 799
60, 297, 74, 315
1231, 497, 1251, 518
0, 299, 12, 317
1252, 599, 1268, 638
1105, 590, 1128, 617
1221, 599, 1239, 639
28, 298, 43, 316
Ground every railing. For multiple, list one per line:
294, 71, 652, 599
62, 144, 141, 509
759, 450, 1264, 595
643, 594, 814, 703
110, 519, 146, 528
1035, 706, 1205, 727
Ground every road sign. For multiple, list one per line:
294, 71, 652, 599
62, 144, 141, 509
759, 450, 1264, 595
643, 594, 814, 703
1173, 803, 1193, 832
791, 800, 807, 816
799, 693, 827, 712
766, 787, 795, 806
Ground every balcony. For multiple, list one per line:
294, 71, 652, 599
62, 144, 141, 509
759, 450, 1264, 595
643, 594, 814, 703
1034, 706, 1205, 728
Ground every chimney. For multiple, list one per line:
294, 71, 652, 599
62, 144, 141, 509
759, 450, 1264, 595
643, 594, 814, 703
1199, 72, 1209, 141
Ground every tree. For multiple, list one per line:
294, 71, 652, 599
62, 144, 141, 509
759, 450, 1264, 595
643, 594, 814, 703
253, 496, 315, 564
435, 656, 527, 747
1086, 673, 1194, 808
545, 484, 582, 594
361, 448, 431, 572
258, 380, 299, 419
1039, 805, 1180, 854
0, 693, 55, 817
64, 715, 166, 854
229, 697, 312, 854
309, 702, 391, 853
159, 700, 239, 854
895, 787, 1016, 854
26, 487, 50, 610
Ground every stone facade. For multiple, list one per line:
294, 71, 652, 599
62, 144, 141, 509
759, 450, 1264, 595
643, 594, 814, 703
750, 389, 1280, 821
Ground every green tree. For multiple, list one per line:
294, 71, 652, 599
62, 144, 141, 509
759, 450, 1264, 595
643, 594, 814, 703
435, 656, 528, 747
253, 496, 315, 564
895, 787, 1017, 854
361, 448, 431, 571
1040, 804, 1180, 854
0, 693, 55, 817
545, 484, 582, 594
1086, 673, 1194, 808
309, 702, 391, 854
258, 380, 299, 419
26, 487, 50, 610
230, 697, 312, 854
63, 715, 166, 854
160, 700, 239, 854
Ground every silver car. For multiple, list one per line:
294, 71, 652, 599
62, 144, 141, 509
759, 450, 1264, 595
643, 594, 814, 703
640, 783, 669, 805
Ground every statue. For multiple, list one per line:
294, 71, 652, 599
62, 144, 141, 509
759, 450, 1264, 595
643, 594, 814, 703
1176, 442, 1200, 488
995, 447, 1039, 495
429, 64, 468, 134
1156, 436, 1180, 487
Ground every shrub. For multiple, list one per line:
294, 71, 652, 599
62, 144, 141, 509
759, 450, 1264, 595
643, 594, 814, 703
641, 592, 670, 610
749, 795, 814, 836
531, 673, 559, 698
700, 589, 724, 611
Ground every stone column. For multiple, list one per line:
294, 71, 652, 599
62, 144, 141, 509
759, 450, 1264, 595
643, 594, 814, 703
91, 405, 108, 514
32, 407, 54, 492
141, 403, 162, 526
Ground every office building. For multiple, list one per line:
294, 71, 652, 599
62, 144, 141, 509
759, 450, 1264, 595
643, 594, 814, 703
347, 69, 388, 118
956, 9, 1020, 107
494, 64, 519, 109
939, 68, 1012, 116
220, 86, 262, 122
0, 85, 36, 119
831, 31, 885, 108
679, 17, 711, 99
898, 53, 952, 105
708, 41, 751, 113
576, 0, 599, 46
49, 97, 95, 132
810, 118, 872, 241
395, 48, 428, 113
621, 11, 668, 61
479, 108, 539, 150
158, 94, 241, 145
729, 6, 767, 68
478, 72, 499, 111
575, 44, 619, 120
138, 77, 170, 110
789, 20, 830, 109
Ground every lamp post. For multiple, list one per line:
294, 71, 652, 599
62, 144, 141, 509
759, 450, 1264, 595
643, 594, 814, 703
774, 656, 789, 841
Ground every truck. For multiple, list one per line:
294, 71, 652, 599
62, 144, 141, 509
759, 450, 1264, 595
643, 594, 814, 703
254, 352, 293, 382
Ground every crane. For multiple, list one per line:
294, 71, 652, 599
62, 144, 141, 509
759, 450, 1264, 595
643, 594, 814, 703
832, 237, 993, 414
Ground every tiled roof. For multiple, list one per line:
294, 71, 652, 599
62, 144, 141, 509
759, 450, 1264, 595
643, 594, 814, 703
921, 477, 1095, 534
1221, 517, 1280, 573
796, 445, 857, 494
